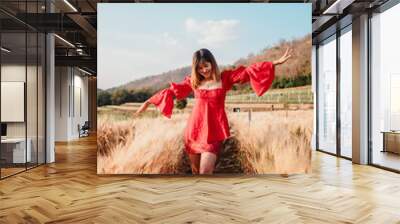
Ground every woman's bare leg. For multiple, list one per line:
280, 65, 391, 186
199, 152, 217, 174
188, 153, 201, 174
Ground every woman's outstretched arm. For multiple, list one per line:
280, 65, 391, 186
134, 75, 192, 118
134, 100, 151, 117
272, 47, 292, 66
222, 47, 292, 96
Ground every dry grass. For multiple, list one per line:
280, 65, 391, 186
97, 110, 313, 174
97, 114, 190, 174
229, 111, 312, 174
97, 118, 135, 157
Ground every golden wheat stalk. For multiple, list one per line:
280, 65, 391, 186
97, 110, 312, 174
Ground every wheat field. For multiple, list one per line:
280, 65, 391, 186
97, 110, 313, 174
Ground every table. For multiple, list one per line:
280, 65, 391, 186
1, 138, 32, 163
381, 131, 400, 154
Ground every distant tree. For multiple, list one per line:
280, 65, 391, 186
285, 80, 294, 88
271, 73, 311, 89
175, 99, 187, 110
97, 91, 112, 106
128, 90, 152, 102
111, 89, 130, 105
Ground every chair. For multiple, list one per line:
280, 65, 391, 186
79, 121, 90, 138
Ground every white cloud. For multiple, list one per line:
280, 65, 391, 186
159, 32, 178, 46
98, 19, 242, 89
185, 18, 240, 47
104, 31, 180, 48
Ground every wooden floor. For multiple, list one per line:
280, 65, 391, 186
1, 167, 26, 178
1, 135, 400, 223
372, 151, 400, 171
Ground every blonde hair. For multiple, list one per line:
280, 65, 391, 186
191, 48, 221, 89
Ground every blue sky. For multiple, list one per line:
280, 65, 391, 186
98, 3, 311, 89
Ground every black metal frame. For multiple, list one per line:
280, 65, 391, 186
315, 20, 353, 162
0, 0, 47, 180
367, 10, 373, 166
336, 22, 341, 159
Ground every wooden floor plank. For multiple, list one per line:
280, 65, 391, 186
0, 135, 399, 223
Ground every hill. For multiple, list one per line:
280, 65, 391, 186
107, 34, 311, 93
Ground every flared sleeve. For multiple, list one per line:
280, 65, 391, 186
222, 61, 275, 96
147, 75, 192, 118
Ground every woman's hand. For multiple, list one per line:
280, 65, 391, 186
134, 100, 150, 117
273, 47, 292, 66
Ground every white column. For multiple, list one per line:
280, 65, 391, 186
45, 0, 56, 163
46, 33, 55, 163
352, 14, 369, 164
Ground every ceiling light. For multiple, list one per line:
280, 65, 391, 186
78, 67, 92, 76
63, 0, 78, 12
54, 34, 75, 48
322, 0, 355, 15
76, 48, 84, 55
1, 47, 11, 53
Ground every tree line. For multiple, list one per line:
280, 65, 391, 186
97, 89, 152, 107
98, 72, 311, 106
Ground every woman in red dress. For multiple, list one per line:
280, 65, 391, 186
135, 48, 292, 174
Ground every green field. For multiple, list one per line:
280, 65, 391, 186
98, 85, 314, 117
224, 85, 313, 104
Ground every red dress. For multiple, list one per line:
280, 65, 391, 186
148, 61, 275, 155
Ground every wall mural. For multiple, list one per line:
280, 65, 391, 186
97, 3, 313, 175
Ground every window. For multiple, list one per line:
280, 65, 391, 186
0, 2, 46, 179
339, 26, 352, 158
370, 3, 400, 171
317, 35, 337, 154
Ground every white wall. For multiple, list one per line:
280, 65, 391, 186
55, 66, 69, 141
1, 62, 46, 164
55, 66, 89, 141
1, 65, 37, 139
73, 73, 89, 138
1, 65, 26, 133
